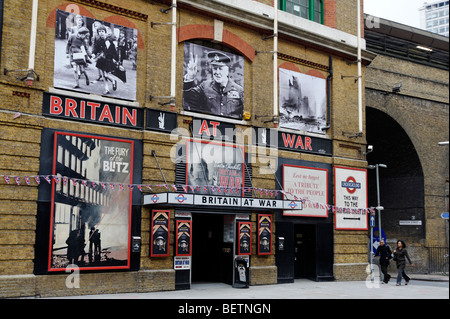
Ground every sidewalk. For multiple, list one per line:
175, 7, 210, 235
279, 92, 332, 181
41, 274, 448, 300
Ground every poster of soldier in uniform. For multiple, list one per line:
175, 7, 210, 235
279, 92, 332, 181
48, 132, 133, 271
53, 10, 138, 100
182, 42, 244, 120
279, 68, 327, 134
186, 140, 245, 196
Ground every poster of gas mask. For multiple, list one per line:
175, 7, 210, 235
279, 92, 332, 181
48, 132, 133, 271
186, 139, 245, 196
176, 220, 192, 256
238, 222, 252, 255
279, 68, 327, 134
257, 214, 272, 255
151, 210, 170, 257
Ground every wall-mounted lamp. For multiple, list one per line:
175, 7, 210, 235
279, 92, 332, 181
392, 82, 402, 93
363, 145, 374, 156
255, 114, 278, 124
4, 68, 40, 87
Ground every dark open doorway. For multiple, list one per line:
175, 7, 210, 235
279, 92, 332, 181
294, 224, 316, 279
191, 213, 234, 284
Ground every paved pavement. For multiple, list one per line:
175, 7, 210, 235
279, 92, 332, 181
42, 273, 448, 300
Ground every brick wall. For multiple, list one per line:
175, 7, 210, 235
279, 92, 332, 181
0, 0, 372, 296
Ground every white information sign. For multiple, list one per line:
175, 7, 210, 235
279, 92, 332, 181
283, 165, 328, 217
334, 166, 368, 230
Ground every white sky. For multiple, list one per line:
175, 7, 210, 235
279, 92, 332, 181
364, 0, 430, 28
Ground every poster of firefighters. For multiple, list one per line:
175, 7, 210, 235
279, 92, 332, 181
182, 42, 245, 120
279, 68, 327, 134
53, 9, 138, 100
49, 132, 134, 271
186, 139, 245, 196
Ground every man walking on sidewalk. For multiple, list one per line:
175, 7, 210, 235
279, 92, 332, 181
374, 239, 392, 284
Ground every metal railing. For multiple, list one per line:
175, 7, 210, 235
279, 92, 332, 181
427, 246, 449, 274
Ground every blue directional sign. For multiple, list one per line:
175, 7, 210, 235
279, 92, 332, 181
441, 212, 449, 219
370, 215, 375, 227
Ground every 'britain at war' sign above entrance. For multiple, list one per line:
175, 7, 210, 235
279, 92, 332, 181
143, 192, 303, 211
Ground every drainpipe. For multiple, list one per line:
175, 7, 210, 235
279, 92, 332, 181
273, 0, 278, 128
170, 0, 177, 111
25, 0, 39, 86
357, 0, 363, 133
322, 56, 333, 131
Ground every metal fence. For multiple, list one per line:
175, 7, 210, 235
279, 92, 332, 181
427, 246, 449, 274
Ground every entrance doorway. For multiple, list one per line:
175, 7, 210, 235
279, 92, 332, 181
294, 224, 316, 279
191, 213, 234, 285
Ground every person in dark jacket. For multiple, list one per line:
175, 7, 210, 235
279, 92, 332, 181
92, 25, 119, 95
393, 240, 414, 286
373, 239, 392, 284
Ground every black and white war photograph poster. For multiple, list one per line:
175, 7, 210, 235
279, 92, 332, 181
279, 68, 327, 134
186, 140, 245, 196
54, 10, 138, 100
49, 132, 134, 271
182, 42, 245, 120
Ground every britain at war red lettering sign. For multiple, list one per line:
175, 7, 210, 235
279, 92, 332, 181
43, 92, 144, 129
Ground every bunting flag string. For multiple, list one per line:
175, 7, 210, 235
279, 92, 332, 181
0, 174, 376, 214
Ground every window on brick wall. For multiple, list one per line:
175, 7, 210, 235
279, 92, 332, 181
280, 0, 324, 24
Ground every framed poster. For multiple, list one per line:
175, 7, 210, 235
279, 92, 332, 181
279, 68, 326, 134
53, 9, 138, 100
176, 220, 192, 256
49, 132, 134, 271
283, 164, 328, 217
151, 210, 170, 257
334, 166, 368, 230
186, 139, 245, 195
238, 222, 252, 255
257, 214, 272, 255
182, 42, 244, 120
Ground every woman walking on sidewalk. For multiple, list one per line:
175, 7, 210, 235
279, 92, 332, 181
393, 240, 414, 286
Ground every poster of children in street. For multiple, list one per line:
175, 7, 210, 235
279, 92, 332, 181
54, 10, 138, 101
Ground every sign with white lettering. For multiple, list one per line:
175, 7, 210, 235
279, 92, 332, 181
334, 166, 368, 230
